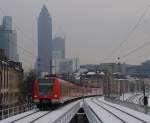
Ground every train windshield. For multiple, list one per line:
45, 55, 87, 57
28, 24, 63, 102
39, 79, 54, 96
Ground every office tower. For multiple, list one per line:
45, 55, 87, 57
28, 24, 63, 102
37, 5, 52, 74
52, 37, 65, 59
0, 16, 19, 62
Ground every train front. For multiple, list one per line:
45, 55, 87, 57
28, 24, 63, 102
33, 77, 59, 108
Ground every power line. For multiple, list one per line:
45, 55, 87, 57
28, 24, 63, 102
124, 50, 150, 62
106, 5, 150, 60
121, 40, 150, 60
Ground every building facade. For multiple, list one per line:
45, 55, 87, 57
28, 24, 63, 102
127, 60, 150, 77
52, 37, 65, 74
0, 16, 19, 62
100, 63, 126, 75
37, 5, 52, 75
59, 58, 80, 74
52, 37, 65, 59
52, 51, 63, 74
0, 49, 23, 109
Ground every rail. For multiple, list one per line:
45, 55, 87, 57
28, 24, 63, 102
0, 103, 36, 120
105, 97, 150, 114
53, 101, 81, 123
83, 101, 103, 123
96, 98, 147, 123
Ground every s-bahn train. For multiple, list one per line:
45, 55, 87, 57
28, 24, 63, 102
33, 76, 102, 108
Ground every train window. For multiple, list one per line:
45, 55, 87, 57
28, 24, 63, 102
60, 84, 64, 95
38, 79, 54, 96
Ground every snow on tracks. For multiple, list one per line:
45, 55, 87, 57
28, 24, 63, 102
0, 109, 39, 123
85, 97, 150, 123
95, 99, 146, 123
0, 100, 81, 123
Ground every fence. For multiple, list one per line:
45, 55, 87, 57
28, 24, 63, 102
105, 97, 150, 115
0, 103, 36, 120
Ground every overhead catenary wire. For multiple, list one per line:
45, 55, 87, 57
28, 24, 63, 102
120, 39, 150, 60
106, 5, 150, 61
126, 47, 150, 62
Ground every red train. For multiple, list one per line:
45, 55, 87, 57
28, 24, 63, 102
33, 76, 102, 108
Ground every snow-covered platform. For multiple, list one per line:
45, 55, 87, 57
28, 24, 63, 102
84, 97, 150, 123
0, 100, 81, 123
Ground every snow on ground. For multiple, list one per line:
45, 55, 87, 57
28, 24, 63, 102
85, 98, 122, 123
14, 111, 49, 123
0, 109, 38, 123
92, 98, 142, 123
97, 97, 150, 122
31, 100, 81, 123
0, 100, 80, 123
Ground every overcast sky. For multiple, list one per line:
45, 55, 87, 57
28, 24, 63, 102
0, 0, 150, 69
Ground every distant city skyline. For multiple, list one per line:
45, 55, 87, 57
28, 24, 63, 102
0, 0, 150, 69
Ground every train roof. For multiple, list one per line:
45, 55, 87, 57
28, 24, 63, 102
37, 77, 101, 88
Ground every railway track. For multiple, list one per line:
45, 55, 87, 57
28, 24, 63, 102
91, 99, 126, 123
1, 99, 81, 123
9, 110, 39, 123
29, 111, 52, 123
84, 102, 103, 123
95, 98, 147, 123
7, 110, 52, 123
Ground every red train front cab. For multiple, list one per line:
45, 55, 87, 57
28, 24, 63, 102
33, 80, 40, 103
51, 78, 60, 103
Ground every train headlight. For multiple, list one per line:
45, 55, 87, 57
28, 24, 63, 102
34, 95, 38, 98
54, 94, 58, 98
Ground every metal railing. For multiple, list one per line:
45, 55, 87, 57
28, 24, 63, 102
105, 97, 150, 115
0, 103, 36, 120
83, 101, 103, 123
53, 102, 81, 123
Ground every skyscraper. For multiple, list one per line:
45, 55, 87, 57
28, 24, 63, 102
0, 16, 19, 62
3, 16, 12, 30
37, 5, 52, 74
52, 37, 65, 74
52, 37, 65, 59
